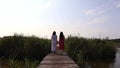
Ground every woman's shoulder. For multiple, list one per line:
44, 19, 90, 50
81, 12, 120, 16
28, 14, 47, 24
52, 35, 57, 38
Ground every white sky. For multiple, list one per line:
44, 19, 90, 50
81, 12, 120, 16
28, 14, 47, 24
0, 0, 120, 39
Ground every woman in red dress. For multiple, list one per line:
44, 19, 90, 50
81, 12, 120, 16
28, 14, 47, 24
59, 32, 65, 55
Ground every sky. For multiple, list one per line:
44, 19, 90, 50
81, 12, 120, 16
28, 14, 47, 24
0, 0, 120, 39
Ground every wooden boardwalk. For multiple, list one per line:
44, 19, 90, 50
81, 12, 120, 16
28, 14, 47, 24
37, 51, 79, 68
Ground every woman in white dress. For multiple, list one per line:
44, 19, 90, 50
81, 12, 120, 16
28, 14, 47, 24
51, 31, 57, 54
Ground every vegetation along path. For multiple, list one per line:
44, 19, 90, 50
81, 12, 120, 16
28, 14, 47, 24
37, 51, 79, 68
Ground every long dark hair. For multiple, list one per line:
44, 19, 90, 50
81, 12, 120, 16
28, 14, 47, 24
52, 31, 56, 35
59, 32, 64, 39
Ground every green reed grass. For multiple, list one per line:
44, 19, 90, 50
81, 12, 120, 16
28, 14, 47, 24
65, 36, 116, 66
0, 34, 51, 67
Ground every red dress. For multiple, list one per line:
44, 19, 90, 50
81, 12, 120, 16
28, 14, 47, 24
59, 38, 64, 50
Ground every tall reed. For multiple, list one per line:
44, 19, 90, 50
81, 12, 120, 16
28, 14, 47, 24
65, 36, 116, 66
0, 34, 51, 67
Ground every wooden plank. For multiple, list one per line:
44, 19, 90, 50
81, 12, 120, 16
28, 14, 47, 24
38, 64, 79, 68
37, 52, 79, 68
44, 54, 71, 60
40, 60, 75, 64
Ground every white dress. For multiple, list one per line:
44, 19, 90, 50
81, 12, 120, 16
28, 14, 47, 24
51, 35, 57, 52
